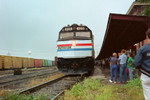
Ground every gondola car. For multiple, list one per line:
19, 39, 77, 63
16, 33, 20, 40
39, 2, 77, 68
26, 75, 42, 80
57, 24, 95, 75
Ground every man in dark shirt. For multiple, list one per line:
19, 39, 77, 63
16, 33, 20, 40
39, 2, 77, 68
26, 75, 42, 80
133, 29, 150, 100
108, 56, 112, 74
109, 53, 118, 83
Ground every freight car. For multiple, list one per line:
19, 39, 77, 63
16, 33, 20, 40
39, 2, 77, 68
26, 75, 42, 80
12, 57, 22, 69
0, 55, 54, 70
0, 56, 2, 69
34, 59, 42, 67
57, 24, 95, 75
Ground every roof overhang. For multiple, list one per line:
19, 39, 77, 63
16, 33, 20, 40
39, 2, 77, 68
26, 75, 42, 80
96, 13, 150, 60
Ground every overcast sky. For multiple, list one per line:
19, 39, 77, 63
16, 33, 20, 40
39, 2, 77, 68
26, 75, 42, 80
0, 0, 134, 60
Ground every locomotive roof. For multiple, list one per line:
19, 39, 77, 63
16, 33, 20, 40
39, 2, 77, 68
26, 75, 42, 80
59, 24, 92, 33
71, 24, 79, 27
96, 13, 150, 60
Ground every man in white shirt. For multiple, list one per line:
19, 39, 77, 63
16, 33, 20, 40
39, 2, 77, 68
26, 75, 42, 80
118, 50, 127, 83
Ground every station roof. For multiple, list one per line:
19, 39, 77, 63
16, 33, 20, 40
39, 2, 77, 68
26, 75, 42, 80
96, 13, 150, 60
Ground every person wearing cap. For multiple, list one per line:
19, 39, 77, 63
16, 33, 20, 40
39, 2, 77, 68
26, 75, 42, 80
133, 29, 150, 100
109, 53, 118, 83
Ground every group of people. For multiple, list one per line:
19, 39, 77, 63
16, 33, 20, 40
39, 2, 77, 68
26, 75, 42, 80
109, 50, 133, 84
109, 29, 150, 100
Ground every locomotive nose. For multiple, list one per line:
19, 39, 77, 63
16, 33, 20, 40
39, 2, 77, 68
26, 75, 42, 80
71, 63, 79, 68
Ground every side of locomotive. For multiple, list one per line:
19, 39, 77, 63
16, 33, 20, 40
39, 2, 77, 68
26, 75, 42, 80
57, 24, 95, 75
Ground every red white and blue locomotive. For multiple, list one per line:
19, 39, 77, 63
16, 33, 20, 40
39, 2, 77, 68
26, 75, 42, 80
57, 24, 95, 75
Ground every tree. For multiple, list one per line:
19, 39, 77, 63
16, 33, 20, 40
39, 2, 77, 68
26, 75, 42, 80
138, 0, 150, 16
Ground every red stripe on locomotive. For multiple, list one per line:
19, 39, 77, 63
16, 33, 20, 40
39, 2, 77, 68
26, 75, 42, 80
57, 43, 92, 47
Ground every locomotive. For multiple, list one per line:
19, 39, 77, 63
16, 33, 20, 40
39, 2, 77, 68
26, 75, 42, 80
57, 24, 95, 75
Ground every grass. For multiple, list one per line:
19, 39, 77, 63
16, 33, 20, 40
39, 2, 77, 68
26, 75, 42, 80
59, 77, 144, 100
0, 88, 11, 97
124, 77, 144, 100
2, 93, 48, 100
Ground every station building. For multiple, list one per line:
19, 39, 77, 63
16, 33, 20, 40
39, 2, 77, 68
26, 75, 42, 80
127, 1, 150, 52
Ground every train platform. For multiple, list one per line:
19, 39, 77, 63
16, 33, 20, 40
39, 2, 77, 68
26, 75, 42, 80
90, 66, 105, 80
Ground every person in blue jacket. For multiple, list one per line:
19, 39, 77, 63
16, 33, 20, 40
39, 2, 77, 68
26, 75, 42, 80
133, 29, 150, 100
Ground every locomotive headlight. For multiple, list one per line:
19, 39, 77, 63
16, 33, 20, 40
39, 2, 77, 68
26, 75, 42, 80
72, 41, 76, 47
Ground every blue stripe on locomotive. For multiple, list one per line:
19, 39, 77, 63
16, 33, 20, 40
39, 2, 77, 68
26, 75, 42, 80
57, 48, 92, 52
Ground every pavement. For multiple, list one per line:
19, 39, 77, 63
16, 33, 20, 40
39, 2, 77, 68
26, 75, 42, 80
90, 66, 106, 80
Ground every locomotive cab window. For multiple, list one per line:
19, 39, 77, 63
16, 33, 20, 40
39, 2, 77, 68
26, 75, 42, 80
59, 32, 74, 39
75, 32, 91, 38
59, 31, 92, 40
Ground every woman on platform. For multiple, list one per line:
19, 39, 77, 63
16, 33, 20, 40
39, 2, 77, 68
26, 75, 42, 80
109, 53, 118, 83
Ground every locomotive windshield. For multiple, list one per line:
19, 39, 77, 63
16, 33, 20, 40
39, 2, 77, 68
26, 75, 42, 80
76, 32, 91, 38
60, 32, 74, 39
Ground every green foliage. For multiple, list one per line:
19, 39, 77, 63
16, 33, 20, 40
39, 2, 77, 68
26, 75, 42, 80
138, 0, 150, 16
141, 5, 150, 16
83, 78, 102, 90
62, 78, 144, 100
124, 77, 144, 100
125, 77, 142, 88
138, 0, 150, 3
2, 93, 48, 100
64, 78, 102, 100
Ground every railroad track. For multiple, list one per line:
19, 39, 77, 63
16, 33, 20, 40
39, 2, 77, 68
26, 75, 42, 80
0, 70, 60, 89
0, 67, 57, 76
19, 75, 84, 100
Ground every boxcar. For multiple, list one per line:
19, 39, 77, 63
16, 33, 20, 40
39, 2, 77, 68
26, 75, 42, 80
2, 55, 13, 69
12, 57, 22, 69
28, 58, 34, 68
23, 58, 29, 68
0, 55, 2, 69
34, 59, 39, 67
38, 59, 42, 67
48, 60, 52, 67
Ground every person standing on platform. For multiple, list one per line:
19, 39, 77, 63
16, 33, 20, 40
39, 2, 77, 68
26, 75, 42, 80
108, 56, 112, 74
102, 60, 105, 70
127, 52, 134, 80
118, 50, 128, 83
109, 53, 118, 83
133, 29, 150, 100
